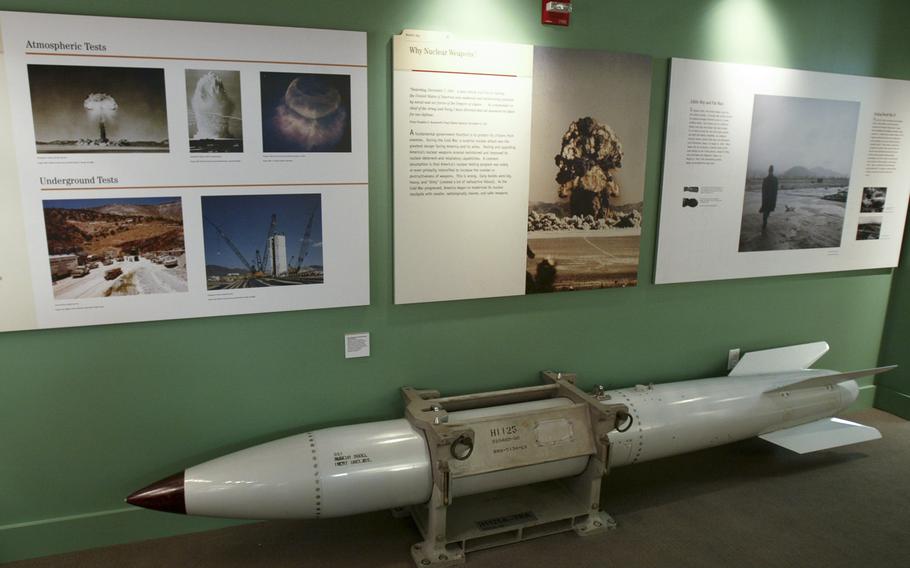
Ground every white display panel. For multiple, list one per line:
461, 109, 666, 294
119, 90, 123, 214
655, 58, 910, 284
0, 12, 369, 332
393, 31, 652, 304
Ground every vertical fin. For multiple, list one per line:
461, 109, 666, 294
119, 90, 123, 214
729, 342, 829, 376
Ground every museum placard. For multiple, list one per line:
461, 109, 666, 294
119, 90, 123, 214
0, 11, 369, 332
655, 58, 910, 284
393, 31, 652, 304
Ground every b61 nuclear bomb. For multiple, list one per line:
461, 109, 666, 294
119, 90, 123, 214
127, 342, 892, 562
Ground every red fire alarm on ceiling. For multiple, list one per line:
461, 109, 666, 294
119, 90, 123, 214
542, 0, 572, 26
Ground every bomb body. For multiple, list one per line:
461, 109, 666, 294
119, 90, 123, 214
128, 343, 888, 520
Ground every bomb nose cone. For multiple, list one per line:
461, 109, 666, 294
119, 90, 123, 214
126, 472, 186, 514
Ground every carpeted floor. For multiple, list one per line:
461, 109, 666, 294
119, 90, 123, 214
6, 409, 909, 568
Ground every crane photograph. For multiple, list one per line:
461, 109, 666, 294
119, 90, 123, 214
201, 193, 323, 290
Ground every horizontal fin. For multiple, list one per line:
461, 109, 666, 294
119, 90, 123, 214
763, 366, 896, 394
759, 417, 881, 454
729, 342, 829, 376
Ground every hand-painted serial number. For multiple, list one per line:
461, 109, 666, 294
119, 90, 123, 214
490, 425, 518, 437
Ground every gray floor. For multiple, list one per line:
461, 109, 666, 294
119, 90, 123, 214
7, 409, 909, 568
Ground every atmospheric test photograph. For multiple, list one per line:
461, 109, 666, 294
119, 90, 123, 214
738, 94, 860, 252
260, 71, 352, 152
525, 46, 650, 293
27, 64, 170, 153
202, 193, 324, 289
44, 197, 187, 299
185, 69, 243, 153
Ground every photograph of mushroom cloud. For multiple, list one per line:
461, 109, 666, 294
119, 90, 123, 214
27, 64, 169, 153
260, 72, 351, 153
525, 47, 652, 293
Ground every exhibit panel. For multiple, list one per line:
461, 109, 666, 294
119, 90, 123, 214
0, 11, 370, 332
393, 31, 652, 304
393, 31, 535, 304
655, 58, 910, 284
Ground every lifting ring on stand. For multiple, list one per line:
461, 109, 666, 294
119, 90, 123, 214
450, 434, 474, 460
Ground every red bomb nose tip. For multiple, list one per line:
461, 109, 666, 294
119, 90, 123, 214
126, 472, 186, 514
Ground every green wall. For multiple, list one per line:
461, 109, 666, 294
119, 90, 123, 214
879, 227, 910, 416
2, 0, 909, 562
878, 0, 910, 416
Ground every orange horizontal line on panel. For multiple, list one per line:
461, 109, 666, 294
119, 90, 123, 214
412, 69, 517, 77
24, 52, 367, 68
40, 182, 368, 191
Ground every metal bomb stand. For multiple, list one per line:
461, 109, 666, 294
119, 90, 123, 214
399, 371, 629, 566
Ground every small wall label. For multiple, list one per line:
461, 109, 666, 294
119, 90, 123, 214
345, 332, 370, 359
